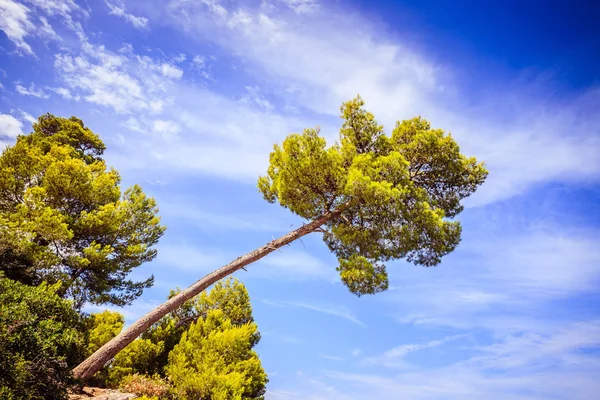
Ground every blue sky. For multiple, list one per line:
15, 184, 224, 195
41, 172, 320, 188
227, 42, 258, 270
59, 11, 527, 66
1, 0, 600, 398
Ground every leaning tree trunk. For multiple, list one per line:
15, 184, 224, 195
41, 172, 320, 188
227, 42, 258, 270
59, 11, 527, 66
73, 209, 341, 380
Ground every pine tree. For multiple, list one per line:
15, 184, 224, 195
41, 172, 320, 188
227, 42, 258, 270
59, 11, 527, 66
75, 96, 488, 379
0, 114, 165, 309
166, 309, 267, 400
108, 278, 267, 398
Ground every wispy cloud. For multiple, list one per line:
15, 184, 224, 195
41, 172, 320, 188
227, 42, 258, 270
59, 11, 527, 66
381, 224, 600, 332
0, 0, 35, 54
319, 354, 345, 361
307, 320, 600, 400
263, 299, 366, 327
160, 0, 600, 206
16, 109, 36, 124
363, 335, 466, 369
105, 0, 148, 30
15, 82, 49, 98
47, 86, 80, 101
54, 41, 182, 114
281, 0, 320, 14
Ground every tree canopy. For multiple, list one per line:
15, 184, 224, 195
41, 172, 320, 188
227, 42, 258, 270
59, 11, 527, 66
0, 274, 85, 400
0, 113, 165, 309
258, 96, 488, 295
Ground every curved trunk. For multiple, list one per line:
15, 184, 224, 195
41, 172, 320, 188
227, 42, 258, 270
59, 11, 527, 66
73, 210, 339, 380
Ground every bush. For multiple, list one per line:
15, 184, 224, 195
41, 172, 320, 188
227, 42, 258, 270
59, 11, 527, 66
0, 275, 85, 399
108, 338, 164, 386
119, 374, 169, 398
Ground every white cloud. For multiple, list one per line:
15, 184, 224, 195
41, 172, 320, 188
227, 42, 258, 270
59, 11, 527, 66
0, 113, 23, 139
122, 116, 144, 133
466, 320, 600, 371
159, 62, 183, 79
262, 299, 366, 327
105, 80, 336, 182
192, 55, 205, 66
196, 0, 227, 18
106, 0, 149, 30
281, 0, 319, 14
379, 225, 600, 333
0, 0, 34, 54
326, 320, 600, 400
25, 0, 86, 40
47, 86, 80, 100
271, 320, 600, 399
14, 82, 49, 98
473, 229, 600, 296
172, 53, 186, 63
191, 54, 213, 80
162, 0, 600, 206
241, 85, 274, 112
54, 41, 181, 114
17, 110, 36, 124
37, 15, 59, 40
364, 335, 466, 369
151, 119, 181, 136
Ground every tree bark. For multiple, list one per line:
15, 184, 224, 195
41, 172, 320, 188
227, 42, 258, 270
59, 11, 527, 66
72, 209, 341, 380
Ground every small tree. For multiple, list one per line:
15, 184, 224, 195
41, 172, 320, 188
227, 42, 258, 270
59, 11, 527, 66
0, 114, 165, 309
0, 274, 85, 399
74, 96, 488, 379
107, 278, 264, 396
84, 310, 126, 387
86, 311, 125, 356
166, 309, 267, 400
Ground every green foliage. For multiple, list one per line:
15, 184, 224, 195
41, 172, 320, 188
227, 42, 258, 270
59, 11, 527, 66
83, 310, 125, 387
107, 279, 266, 398
0, 274, 85, 400
108, 338, 165, 386
258, 96, 488, 296
86, 310, 125, 356
166, 309, 267, 400
0, 113, 166, 308
171, 277, 256, 326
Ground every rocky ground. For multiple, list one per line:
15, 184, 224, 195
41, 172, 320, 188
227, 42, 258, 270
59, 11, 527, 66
68, 387, 137, 400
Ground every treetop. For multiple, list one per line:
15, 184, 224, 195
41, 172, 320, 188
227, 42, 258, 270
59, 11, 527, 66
258, 96, 488, 296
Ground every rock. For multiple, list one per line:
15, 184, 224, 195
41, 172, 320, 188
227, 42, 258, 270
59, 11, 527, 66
68, 387, 137, 399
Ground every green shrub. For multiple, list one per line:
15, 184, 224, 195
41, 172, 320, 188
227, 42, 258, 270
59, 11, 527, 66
0, 275, 85, 399
108, 338, 164, 386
